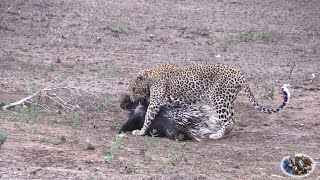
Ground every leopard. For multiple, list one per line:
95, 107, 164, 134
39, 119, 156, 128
129, 64, 291, 140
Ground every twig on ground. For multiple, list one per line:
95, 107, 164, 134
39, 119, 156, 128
2, 78, 99, 112
29, 100, 51, 112
2, 90, 41, 110
287, 61, 296, 81
6, 0, 20, 14
189, 156, 197, 173
271, 174, 285, 178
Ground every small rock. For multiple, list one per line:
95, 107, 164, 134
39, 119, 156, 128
85, 139, 96, 150
85, 160, 94, 164
233, 165, 240, 169
308, 73, 315, 79
60, 136, 66, 143
86, 144, 95, 150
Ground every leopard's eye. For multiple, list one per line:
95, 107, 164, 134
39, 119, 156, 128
137, 75, 144, 81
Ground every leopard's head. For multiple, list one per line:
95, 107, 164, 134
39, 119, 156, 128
129, 69, 150, 103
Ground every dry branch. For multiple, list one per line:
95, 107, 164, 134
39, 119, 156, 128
2, 78, 100, 112
2, 90, 40, 110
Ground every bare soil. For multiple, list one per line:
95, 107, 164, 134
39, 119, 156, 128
0, 0, 319, 179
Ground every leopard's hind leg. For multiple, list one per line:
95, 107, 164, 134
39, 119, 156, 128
207, 86, 239, 139
225, 103, 236, 135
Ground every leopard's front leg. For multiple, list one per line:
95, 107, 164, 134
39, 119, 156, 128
132, 82, 166, 136
132, 100, 161, 135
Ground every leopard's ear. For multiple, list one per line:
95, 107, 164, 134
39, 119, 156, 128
137, 75, 144, 81
137, 72, 148, 81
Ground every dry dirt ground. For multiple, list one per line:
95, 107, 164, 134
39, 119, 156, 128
0, 0, 320, 179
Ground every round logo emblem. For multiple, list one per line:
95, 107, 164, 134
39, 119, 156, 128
281, 154, 316, 177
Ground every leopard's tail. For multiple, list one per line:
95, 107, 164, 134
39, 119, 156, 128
243, 83, 291, 114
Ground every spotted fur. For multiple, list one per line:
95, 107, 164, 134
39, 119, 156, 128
129, 64, 291, 139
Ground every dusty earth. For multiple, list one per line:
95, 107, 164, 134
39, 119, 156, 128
0, 0, 320, 179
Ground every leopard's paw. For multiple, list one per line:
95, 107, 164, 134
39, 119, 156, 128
132, 130, 145, 136
209, 132, 224, 140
